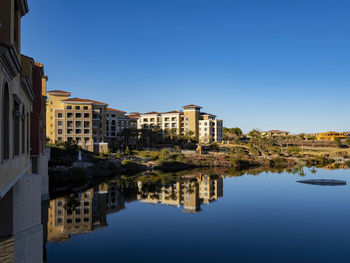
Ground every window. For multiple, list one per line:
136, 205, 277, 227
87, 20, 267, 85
84, 137, 89, 143
57, 113, 63, 118
13, 99, 20, 156
75, 218, 81, 223
57, 121, 63, 127
84, 121, 90, 128
111, 114, 116, 118
84, 113, 90, 118
75, 106, 80, 110
67, 121, 73, 127
111, 120, 116, 125
2, 84, 10, 160
58, 129, 63, 134
76, 129, 81, 134
67, 137, 73, 141
83, 106, 88, 110
84, 217, 89, 222
150, 118, 155, 122
21, 106, 25, 154
67, 106, 72, 110
57, 137, 62, 141
27, 113, 29, 154
76, 121, 81, 128
75, 113, 81, 118
84, 129, 89, 134
164, 117, 169, 121
67, 129, 73, 134
172, 117, 177, 121
67, 112, 73, 118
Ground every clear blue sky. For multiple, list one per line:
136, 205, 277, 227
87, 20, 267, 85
22, 0, 350, 134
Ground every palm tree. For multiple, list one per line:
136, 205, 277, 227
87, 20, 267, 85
185, 130, 195, 143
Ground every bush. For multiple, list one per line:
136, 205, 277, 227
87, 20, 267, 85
116, 149, 122, 159
121, 160, 143, 171
125, 146, 131, 156
159, 148, 171, 160
137, 150, 160, 161
155, 160, 195, 171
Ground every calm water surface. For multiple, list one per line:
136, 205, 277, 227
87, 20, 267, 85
46, 168, 350, 263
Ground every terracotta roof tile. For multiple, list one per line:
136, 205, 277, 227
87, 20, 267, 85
183, 104, 202, 108
163, 110, 182, 114
62, 97, 108, 105
107, 107, 126, 113
143, 111, 160, 115
47, 90, 71, 94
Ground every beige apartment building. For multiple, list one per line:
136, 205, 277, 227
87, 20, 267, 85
137, 105, 223, 143
46, 91, 108, 153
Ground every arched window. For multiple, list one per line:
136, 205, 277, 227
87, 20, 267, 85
2, 83, 10, 160
22, 105, 25, 154
13, 98, 20, 156
27, 112, 30, 154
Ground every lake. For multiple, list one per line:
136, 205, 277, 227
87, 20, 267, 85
45, 167, 350, 263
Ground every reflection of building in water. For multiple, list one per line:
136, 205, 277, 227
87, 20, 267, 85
47, 180, 138, 242
199, 174, 223, 204
137, 174, 223, 213
48, 188, 103, 242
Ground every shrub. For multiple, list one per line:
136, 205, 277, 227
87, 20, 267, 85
159, 148, 171, 160
116, 149, 122, 159
125, 146, 131, 156
121, 160, 143, 170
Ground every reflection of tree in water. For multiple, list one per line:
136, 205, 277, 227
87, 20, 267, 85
63, 194, 80, 212
185, 180, 198, 194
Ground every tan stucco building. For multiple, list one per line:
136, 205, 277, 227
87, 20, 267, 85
137, 105, 223, 143
46, 91, 109, 153
0, 1, 49, 262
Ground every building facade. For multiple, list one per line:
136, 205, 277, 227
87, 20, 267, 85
46, 91, 108, 153
0, 1, 49, 262
316, 131, 347, 141
137, 105, 223, 143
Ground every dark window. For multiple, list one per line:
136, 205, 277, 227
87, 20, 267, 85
13, 99, 20, 156
3, 84, 10, 159
21, 106, 25, 154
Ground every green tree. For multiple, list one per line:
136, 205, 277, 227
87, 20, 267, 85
334, 137, 342, 148
185, 130, 195, 142
345, 138, 350, 147
116, 149, 122, 159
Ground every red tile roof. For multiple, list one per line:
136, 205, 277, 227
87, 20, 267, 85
143, 111, 160, 115
34, 61, 43, 67
47, 90, 71, 94
107, 107, 126, 113
62, 97, 108, 105
163, 110, 182, 114
128, 115, 140, 119
183, 104, 202, 108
